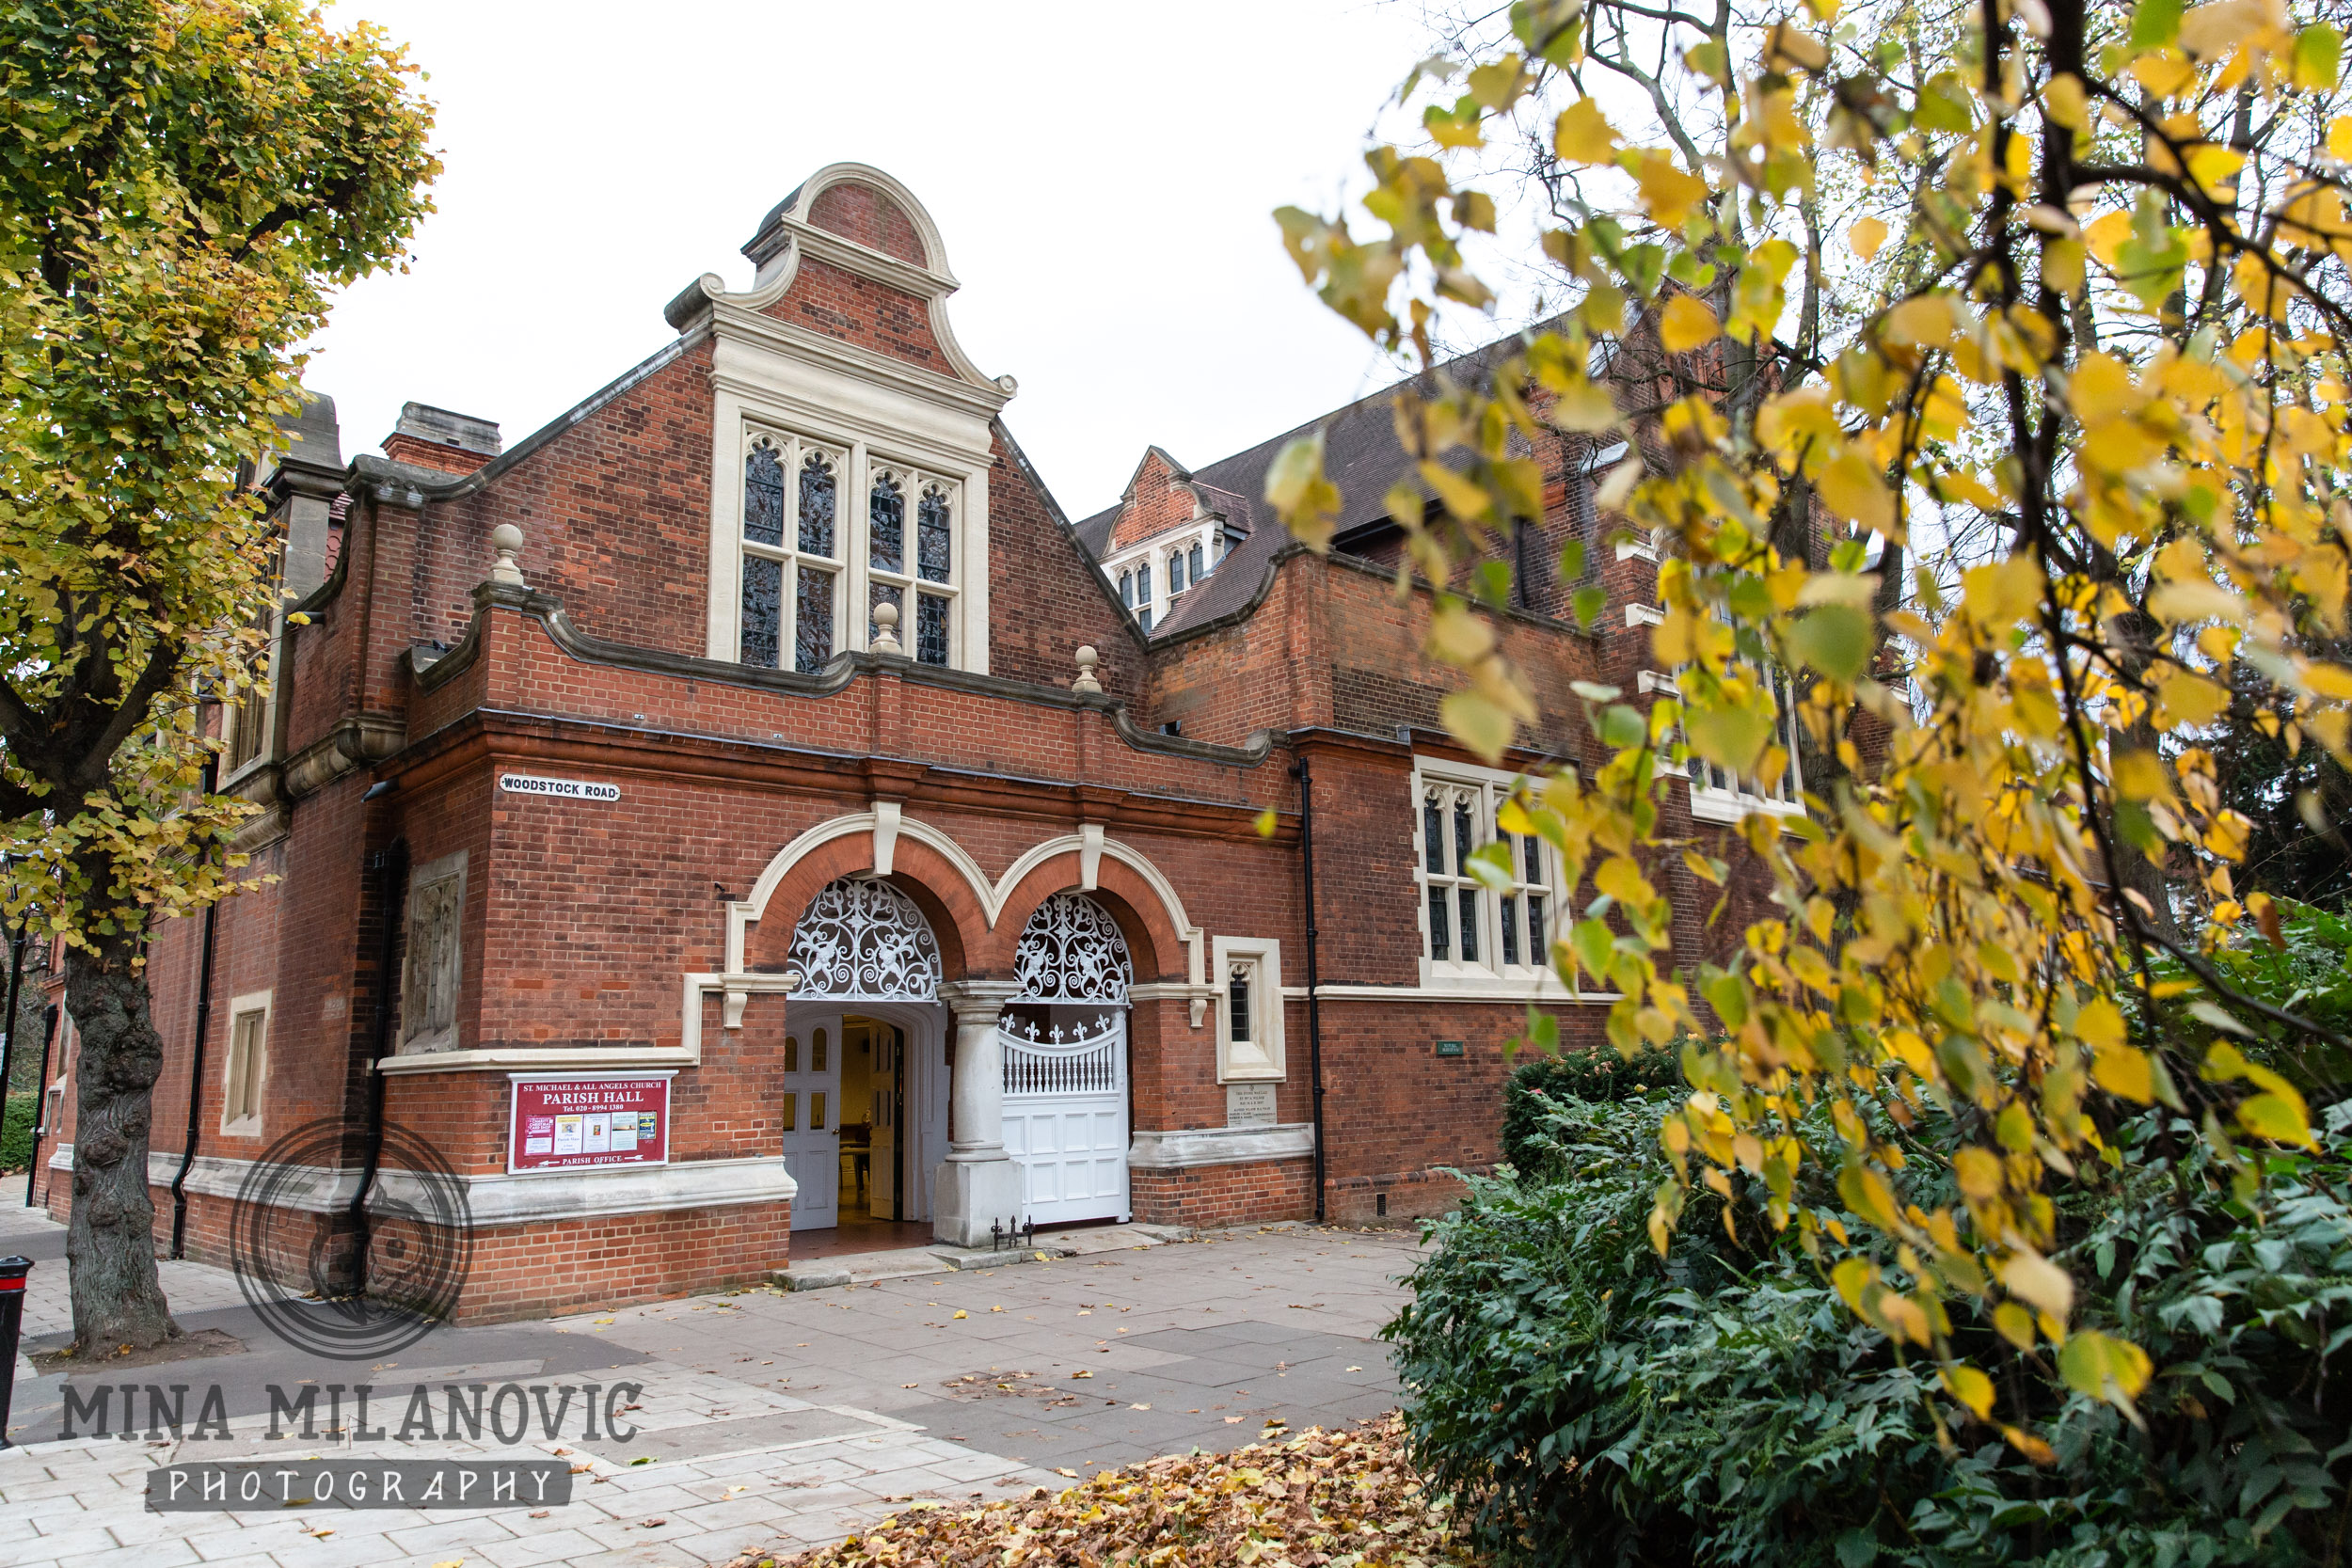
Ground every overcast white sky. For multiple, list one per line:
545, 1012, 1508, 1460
308, 0, 1431, 518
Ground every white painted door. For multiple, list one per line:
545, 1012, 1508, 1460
782, 1016, 840, 1230
869, 1024, 900, 1220
1000, 1014, 1130, 1226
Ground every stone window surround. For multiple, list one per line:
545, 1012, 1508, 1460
1211, 934, 1284, 1085
705, 388, 993, 675
1408, 754, 1563, 992
731, 421, 968, 672
1097, 522, 1224, 626
220, 990, 271, 1139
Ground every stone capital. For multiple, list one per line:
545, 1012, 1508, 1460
938, 979, 1020, 1021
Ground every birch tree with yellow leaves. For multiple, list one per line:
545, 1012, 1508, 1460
1271, 0, 2352, 1471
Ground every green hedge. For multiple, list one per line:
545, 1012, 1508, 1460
1499, 1039, 1681, 1179
1398, 1076, 2352, 1565
0, 1090, 33, 1174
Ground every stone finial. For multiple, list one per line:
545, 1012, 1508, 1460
872, 599, 905, 657
489, 523, 526, 586
1072, 644, 1101, 694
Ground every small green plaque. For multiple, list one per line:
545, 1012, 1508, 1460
1435, 1038, 1466, 1057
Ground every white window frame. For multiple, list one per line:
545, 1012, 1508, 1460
220, 990, 270, 1137
1410, 756, 1561, 990
1211, 935, 1284, 1083
707, 402, 992, 674
862, 458, 964, 667
401, 848, 468, 1054
1684, 662, 1806, 826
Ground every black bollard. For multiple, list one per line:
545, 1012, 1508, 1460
0, 1255, 27, 1449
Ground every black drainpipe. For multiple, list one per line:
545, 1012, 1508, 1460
349, 808, 405, 1298
1291, 754, 1327, 1222
169, 757, 224, 1259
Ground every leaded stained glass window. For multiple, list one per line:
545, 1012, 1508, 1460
799, 452, 836, 557
795, 566, 834, 673
915, 594, 949, 666
745, 443, 785, 546
917, 486, 951, 581
734, 430, 961, 673
741, 556, 782, 669
869, 474, 904, 572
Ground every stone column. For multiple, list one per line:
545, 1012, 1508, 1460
933, 980, 1024, 1248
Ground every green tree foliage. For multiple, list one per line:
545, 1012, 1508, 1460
1396, 1057, 2352, 1563
0, 0, 436, 1352
1269, 0, 2352, 1439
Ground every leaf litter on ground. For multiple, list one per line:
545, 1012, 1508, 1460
723, 1414, 1469, 1567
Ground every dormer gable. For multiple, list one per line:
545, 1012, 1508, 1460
672, 165, 1015, 677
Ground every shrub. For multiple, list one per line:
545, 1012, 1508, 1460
0, 1090, 32, 1174
1500, 1039, 1682, 1178
1392, 1089, 2352, 1566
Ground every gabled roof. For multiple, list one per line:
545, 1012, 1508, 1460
1079, 318, 1584, 641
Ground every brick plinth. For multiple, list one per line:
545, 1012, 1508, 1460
1324, 1165, 1473, 1225
446, 1200, 792, 1323
128, 1180, 789, 1325
1129, 1155, 1313, 1230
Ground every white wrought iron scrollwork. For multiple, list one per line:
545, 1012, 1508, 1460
1010, 893, 1133, 1003
787, 877, 943, 999
1000, 1013, 1122, 1097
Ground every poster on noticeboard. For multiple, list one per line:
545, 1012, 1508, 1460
508, 1073, 674, 1174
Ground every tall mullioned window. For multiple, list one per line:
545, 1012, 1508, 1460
740, 438, 845, 673
1414, 761, 1556, 984
870, 473, 954, 667
734, 430, 963, 673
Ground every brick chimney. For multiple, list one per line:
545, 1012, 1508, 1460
381, 401, 501, 475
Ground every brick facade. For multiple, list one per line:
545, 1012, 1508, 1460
36, 161, 1792, 1323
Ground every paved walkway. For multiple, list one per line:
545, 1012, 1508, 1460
0, 1204, 1423, 1568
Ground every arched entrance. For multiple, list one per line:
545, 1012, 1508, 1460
1000, 893, 1133, 1226
784, 878, 949, 1234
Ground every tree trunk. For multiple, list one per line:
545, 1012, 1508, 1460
65, 927, 179, 1354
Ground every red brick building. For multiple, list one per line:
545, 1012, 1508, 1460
34, 164, 1802, 1321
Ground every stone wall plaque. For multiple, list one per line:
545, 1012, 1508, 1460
1225, 1081, 1278, 1127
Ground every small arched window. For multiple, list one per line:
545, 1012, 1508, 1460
1119, 571, 1133, 608
1188, 542, 1205, 581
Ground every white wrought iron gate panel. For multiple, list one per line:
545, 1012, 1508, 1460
1000, 1013, 1129, 1225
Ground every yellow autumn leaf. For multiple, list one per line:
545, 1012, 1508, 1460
2238, 1092, 2316, 1147
2000, 1248, 2075, 1321
1632, 151, 1709, 229
1553, 98, 1620, 163
1815, 452, 1896, 535
1941, 1363, 1996, 1419
1660, 293, 1722, 353
1848, 215, 1888, 259
2090, 1044, 2155, 1103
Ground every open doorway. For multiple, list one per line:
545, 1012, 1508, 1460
782, 1004, 944, 1257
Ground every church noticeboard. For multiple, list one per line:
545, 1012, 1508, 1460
508, 1074, 675, 1174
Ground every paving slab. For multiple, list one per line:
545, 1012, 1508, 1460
0, 1203, 1422, 1567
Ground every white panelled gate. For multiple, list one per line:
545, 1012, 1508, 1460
1000, 894, 1132, 1225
